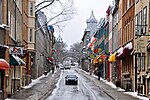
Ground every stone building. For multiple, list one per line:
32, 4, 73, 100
35, 11, 53, 78
135, 0, 150, 97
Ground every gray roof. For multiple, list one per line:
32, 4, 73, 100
86, 10, 98, 23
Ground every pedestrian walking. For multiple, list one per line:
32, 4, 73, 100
52, 66, 55, 73
96, 69, 101, 80
56, 65, 59, 69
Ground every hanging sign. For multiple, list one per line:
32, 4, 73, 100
9, 46, 23, 55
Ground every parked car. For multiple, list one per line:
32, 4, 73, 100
65, 65, 71, 70
65, 74, 78, 85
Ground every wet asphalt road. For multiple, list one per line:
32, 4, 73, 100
46, 67, 113, 100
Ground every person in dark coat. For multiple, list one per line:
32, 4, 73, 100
52, 66, 55, 73
97, 69, 101, 80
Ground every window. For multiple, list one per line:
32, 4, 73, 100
29, 29, 33, 42
143, 6, 147, 34
141, 53, 145, 70
135, 14, 139, 35
139, 11, 142, 35
29, 2, 33, 16
137, 54, 141, 71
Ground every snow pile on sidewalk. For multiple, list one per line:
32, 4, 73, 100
23, 73, 50, 89
80, 69, 149, 100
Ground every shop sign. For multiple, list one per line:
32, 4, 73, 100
90, 54, 94, 59
9, 46, 23, 55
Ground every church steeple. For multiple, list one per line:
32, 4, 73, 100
56, 34, 63, 43
86, 10, 98, 37
86, 10, 97, 23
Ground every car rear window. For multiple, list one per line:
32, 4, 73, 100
67, 75, 76, 78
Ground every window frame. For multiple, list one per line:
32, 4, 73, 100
139, 10, 142, 35
29, 28, 33, 42
29, 2, 33, 16
143, 6, 147, 34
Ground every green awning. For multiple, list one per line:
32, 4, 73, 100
10, 55, 25, 66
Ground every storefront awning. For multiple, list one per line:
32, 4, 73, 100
116, 47, 123, 60
108, 52, 116, 63
47, 57, 53, 64
93, 57, 99, 64
0, 59, 10, 70
10, 55, 25, 66
123, 42, 133, 57
88, 37, 96, 48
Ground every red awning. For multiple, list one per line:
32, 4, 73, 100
88, 37, 96, 48
116, 47, 124, 60
122, 42, 133, 57
0, 59, 10, 70
47, 57, 53, 64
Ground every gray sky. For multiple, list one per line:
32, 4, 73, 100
57, 0, 113, 49
36, 0, 113, 49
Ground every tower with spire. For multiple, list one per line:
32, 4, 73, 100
56, 34, 63, 43
86, 10, 98, 37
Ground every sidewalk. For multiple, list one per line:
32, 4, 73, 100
7, 69, 61, 100
76, 69, 148, 100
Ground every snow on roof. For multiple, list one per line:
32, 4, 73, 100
117, 47, 123, 56
0, 59, 8, 63
124, 42, 132, 49
0, 24, 4, 29
12, 55, 25, 65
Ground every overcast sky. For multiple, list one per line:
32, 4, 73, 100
56, 0, 113, 49
36, 0, 113, 49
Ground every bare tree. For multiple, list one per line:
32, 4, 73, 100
70, 42, 82, 53
54, 41, 68, 62
35, 0, 76, 31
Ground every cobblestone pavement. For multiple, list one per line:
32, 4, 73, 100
9, 70, 61, 100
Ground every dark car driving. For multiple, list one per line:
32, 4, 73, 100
65, 75, 78, 85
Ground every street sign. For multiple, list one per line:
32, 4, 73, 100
9, 46, 23, 55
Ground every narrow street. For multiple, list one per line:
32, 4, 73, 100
46, 67, 113, 100
7, 66, 144, 100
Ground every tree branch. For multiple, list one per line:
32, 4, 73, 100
35, 0, 55, 14
35, 0, 53, 9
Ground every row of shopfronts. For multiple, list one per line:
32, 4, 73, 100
81, 0, 150, 99
89, 40, 150, 97
0, 44, 54, 98
90, 41, 133, 88
0, 44, 27, 98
